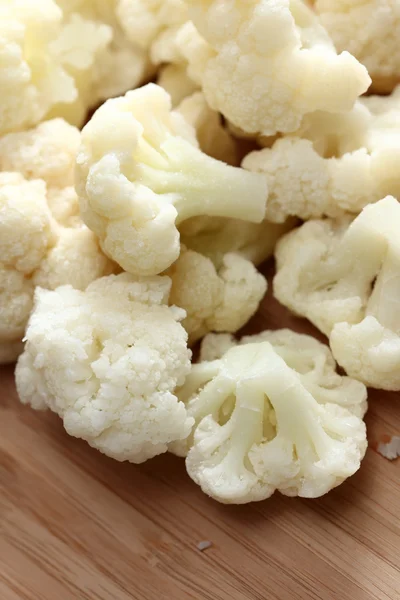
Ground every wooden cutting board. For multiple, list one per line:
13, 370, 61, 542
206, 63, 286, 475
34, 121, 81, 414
1, 264, 399, 600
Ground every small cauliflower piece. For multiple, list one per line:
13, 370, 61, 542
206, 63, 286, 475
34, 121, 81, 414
0, 119, 80, 188
275, 196, 400, 390
177, 92, 238, 165
168, 248, 267, 343
180, 0, 370, 137
76, 84, 267, 277
243, 94, 400, 221
157, 64, 199, 107
0, 0, 112, 133
170, 329, 367, 503
315, 0, 400, 93
181, 216, 295, 268
16, 273, 193, 463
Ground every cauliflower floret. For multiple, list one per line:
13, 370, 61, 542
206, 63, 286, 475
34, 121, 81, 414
0, 119, 80, 188
315, 0, 400, 93
0, 173, 55, 273
274, 216, 377, 337
177, 92, 238, 165
168, 248, 267, 343
46, 186, 81, 227
76, 84, 267, 277
0, 0, 112, 133
0, 173, 54, 359
16, 273, 193, 463
157, 64, 199, 107
275, 196, 400, 390
117, 0, 187, 51
180, 217, 295, 268
170, 329, 367, 503
200, 330, 368, 419
33, 225, 116, 292
0, 266, 34, 346
0, 177, 114, 364
53, 0, 150, 113
243, 93, 400, 221
179, 0, 370, 137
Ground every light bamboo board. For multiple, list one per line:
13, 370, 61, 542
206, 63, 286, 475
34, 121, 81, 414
1, 265, 399, 600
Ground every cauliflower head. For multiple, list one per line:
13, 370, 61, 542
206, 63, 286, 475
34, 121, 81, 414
275, 196, 400, 390
76, 83, 267, 276
170, 329, 367, 503
0, 0, 112, 133
315, 0, 400, 93
243, 93, 400, 221
16, 273, 194, 462
180, 0, 370, 137
168, 248, 267, 343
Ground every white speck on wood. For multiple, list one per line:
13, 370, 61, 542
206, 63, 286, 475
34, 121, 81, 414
377, 436, 400, 460
197, 540, 213, 552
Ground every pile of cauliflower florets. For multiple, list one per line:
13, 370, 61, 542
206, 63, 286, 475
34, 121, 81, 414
1, 0, 399, 504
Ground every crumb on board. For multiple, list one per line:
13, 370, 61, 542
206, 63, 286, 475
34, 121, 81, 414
377, 436, 400, 461
197, 540, 213, 552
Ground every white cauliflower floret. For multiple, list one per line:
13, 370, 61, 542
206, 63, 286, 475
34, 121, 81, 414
315, 0, 400, 93
0, 0, 112, 133
0, 173, 54, 358
177, 92, 238, 165
0, 119, 80, 188
200, 330, 368, 419
157, 64, 199, 107
243, 93, 400, 221
180, 0, 370, 137
168, 248, 267, 343
0, 176, 114, 364
51, 0, 151, 118
170, 330, 367, 503
76, 84, 267, 277
46, 186, 80, 227
180, 217, 295, 268
16, 273, 193, 463
33, 225, 116, 291
0, 173, 55, 273
117, 0, 187, 51
0, 266, 34, 347
275, 196, 400, 390
274, 215, 377, 337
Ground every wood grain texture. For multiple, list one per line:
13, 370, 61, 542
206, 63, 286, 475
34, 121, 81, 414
1, 263, 399, 600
